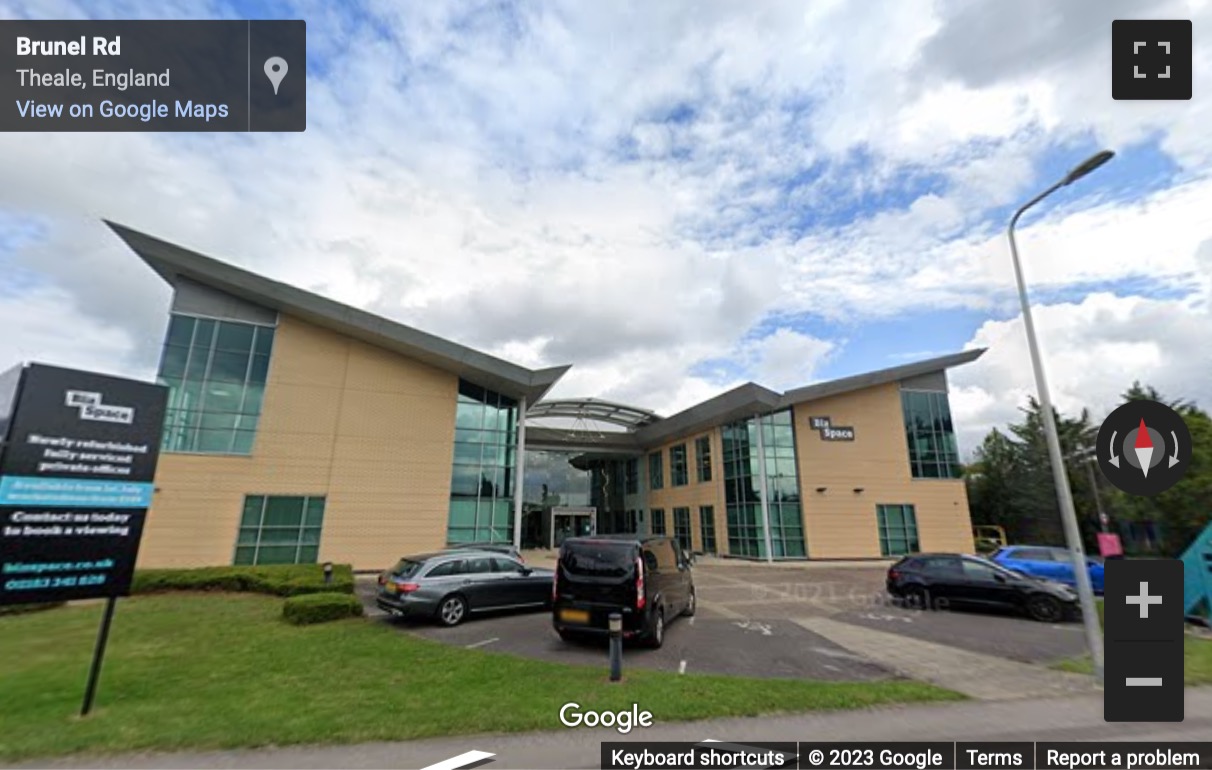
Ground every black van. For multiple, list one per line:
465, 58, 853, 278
552, 534, 695, 648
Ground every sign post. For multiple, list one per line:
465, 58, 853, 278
0, 363, 167, 716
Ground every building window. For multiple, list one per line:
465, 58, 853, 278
673, 507, 692, 553
901, 390, 962, 479
722, 409, 806, 558
157, 314, 275, 455
449, 379, 517, 544
235, 495, 324, 565
625, 458, 639, 495
648, 451, 664, 490
877, 504, 920, 556
651, 508, 666, 535
699, 505, 717, 554
670, 444, 688, 487
695, 435, 712, 482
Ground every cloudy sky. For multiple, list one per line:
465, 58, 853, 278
2, 0, 1210, 456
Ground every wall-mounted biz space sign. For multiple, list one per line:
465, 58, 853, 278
809, 416, 856, 442
0, 363, 167, 606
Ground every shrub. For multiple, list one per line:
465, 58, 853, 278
282, 592, 364, 625
0, 602, 66, 616
132, 564, 355, 597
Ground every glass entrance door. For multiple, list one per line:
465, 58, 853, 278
550, 507, 596, 547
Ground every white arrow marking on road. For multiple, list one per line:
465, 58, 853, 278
734, 621, 772, 635
1169, 431, 1180, 468
420, 750, 495, 770
1108, 431, 1120, 468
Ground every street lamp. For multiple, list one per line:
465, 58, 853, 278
1007, 149, 1114, 686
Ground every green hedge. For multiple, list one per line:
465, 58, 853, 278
132, 564, 355, 597
282, 592, 364, 625
0, 602, 66, 617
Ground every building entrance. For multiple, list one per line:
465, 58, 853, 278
551, 507, 596, 548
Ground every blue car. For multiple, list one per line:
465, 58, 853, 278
990, 545, 1105, 594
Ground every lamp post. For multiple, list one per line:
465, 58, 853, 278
1007, 149, 1113, 685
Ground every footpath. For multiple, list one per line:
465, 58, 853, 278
8, 688, 1211, 770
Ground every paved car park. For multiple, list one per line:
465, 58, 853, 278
356, 557, 1088, 682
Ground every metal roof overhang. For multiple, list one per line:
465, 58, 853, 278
526, 398, 660, 429
633, 349, 986, 447
108, 221, 570, 404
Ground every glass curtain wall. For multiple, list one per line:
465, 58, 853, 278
901, 390, 963, 479
721, 410, 807, 558
448, 380, 517, 544
157, 314, 274, 454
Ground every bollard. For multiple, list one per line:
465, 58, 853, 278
323, 562, 334, 585
608, 612, 623, 681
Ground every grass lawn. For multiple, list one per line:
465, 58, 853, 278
0, 594, 961, 761
1051, 599, 1212, 684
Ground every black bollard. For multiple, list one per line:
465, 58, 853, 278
609, 612, 623, 681
323, 562, 333, 585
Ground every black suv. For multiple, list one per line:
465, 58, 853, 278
552, 534, 695, 648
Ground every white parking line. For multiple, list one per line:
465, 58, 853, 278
679, 660, 687, 674
464, 637, 499, 649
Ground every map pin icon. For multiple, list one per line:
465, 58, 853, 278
264, 57, 288, 95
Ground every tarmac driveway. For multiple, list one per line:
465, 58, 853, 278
356, 558, 1087, 681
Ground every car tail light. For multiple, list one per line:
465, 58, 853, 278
636, 556, 646, 610
396, 581, 419, 593
377, 573, 386, 585
889, 569, 901, 580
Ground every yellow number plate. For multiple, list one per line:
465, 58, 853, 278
384, 583, 397, 594
560, 609, 589, 624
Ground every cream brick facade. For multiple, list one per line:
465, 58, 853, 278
643, 431, 727, 554
141, 314, 458, 570
792, 382, 974, 559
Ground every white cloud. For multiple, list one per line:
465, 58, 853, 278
0, 0, 1210, 442
951, 284, 1212, 457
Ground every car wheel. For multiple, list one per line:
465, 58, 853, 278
437, 594, 468, 626
682, 588, 696, 617
647, 608, 665, 649
1026, 594, 1064, 623
903, 585, 929, 610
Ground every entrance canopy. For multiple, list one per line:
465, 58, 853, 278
524, 398, 659, 454
526, 398, 659, 430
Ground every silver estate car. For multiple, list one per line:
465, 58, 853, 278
376, 550, 554, 626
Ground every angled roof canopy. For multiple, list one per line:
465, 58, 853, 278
633, 349, 986, 446
108, 221, 570, 404
526, 398, 660, 430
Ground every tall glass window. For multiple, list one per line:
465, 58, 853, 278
901, 390, 962, 479
157, 314, 274, 454
876, 504, 920, 556
235, 495, 324, 565
722, 410, 806, 558
648, 451, 664, 490
699, 505, 717, 554
449, 379, 517, 544
670, 444, 689, 486
651, 508, 666, 534
673, 507, 692, 552
695, 435, 712, 482
625, 458, 639, 495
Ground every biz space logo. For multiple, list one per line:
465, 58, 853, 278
65, 390, 135, 425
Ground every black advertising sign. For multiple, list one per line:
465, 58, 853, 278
0, 363, 167, 606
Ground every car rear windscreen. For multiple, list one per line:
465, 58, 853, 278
391, 559, 423, 577
561, 542, 636, 578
